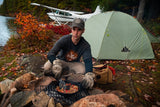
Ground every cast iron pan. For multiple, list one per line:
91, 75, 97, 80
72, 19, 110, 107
56, 80, 81, 95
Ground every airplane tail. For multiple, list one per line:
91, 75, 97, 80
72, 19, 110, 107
93, 5, 101, 14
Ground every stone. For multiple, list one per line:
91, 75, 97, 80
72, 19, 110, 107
0, 79, 14, 94
105, 90, 127, 97
29, 76, 56, 92
19, 55, 47, 76
56, 103, 63, 107
48, 97, 55, 107
105, 90, 143, 107
10, 91, 36, 107
7, 104, 12, 107
88, 88, 104, 95
32, 91, 50, 107
71, 93, 126, 107
13, 72, 37, 90
82, 102, 106, 107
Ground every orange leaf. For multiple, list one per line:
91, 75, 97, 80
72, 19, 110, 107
141, 68, 144, 71
137, 88, 142, 93
132, 67, 136, 71
122, 80, 126, 83
14, 73, 17, 76
1, 67, 5, 71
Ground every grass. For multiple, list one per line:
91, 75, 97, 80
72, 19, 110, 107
0, 55, 16, 81
0, 55, 16, 69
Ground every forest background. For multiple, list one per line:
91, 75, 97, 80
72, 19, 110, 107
0, 0, 160, 106
0, 0, 160, 37
0, 0, 160, 86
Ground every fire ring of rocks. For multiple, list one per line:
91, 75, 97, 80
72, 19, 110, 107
42, 81, 89, 106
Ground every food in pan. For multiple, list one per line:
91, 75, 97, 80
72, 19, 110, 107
56, 83, 79, 94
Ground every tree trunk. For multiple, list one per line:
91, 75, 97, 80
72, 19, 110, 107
132, 6, 136, 16
137, 0, 145, 22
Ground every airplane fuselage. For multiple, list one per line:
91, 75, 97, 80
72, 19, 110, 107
31, 3, 101, 25
47, 12, 89, 22
47, 12, 75, 22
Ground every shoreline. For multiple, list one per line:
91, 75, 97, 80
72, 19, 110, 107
0, 46, 3, 52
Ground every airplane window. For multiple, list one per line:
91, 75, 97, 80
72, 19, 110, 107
59, 11, 64, 15
55, 10, 59, 14
66, 13, 72, 16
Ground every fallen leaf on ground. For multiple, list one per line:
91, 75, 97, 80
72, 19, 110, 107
144, 94, 154, 102
1, 67, 5, 71
137, 88, 142, 93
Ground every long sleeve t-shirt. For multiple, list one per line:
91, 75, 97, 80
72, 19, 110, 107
47, 35, 93, 72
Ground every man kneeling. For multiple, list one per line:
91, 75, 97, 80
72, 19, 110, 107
43, 18, 95, 89
43, 59, 95, 89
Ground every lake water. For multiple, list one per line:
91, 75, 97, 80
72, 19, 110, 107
0, 15, 14, 46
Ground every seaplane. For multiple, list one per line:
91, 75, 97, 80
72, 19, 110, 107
30, 3, 101, 25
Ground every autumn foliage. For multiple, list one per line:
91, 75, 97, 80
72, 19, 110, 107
15, 12, 49, 40
15, 12, 71, 40
46, 24, 71, 35
4, 12, 72, 53
3, 12, 56, 52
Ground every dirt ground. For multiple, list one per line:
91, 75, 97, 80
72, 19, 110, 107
0, 44, 160, 107
93, 59, 160, 107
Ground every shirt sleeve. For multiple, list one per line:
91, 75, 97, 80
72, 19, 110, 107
84, 58, 93, 73
83, 46, 93, 73
47, 37, 65, 64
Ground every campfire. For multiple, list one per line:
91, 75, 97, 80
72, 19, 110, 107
0, 69, 128, 107
0, 73, 90, 107
41, 81, 89, 106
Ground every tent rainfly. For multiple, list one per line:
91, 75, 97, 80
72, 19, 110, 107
83, 11, 159, 60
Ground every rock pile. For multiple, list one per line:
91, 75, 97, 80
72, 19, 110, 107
0, 73, 143, 107
0, 55, 143, 107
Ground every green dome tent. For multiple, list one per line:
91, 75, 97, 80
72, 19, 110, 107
83, 11, 158, 60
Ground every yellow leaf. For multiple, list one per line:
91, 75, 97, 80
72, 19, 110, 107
137, 88, 141, 93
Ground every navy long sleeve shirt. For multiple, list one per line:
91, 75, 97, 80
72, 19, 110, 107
47, 35, 93, 72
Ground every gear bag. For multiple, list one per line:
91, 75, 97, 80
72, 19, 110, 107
93, 64, 115, 84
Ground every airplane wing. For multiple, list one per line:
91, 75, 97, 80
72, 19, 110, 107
30, 3, 84, 15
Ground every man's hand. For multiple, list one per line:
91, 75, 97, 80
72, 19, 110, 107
52, 64, 62, 79
81, 72, 95, 89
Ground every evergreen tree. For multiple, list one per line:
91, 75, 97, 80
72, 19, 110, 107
0, 0, 8, 15
0, 0, 159, 21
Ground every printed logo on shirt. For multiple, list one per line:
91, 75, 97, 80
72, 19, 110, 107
66, 50, 78, 61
